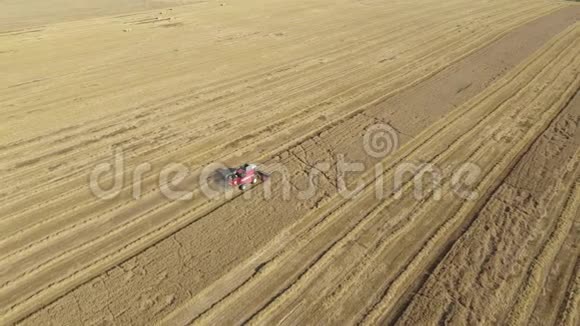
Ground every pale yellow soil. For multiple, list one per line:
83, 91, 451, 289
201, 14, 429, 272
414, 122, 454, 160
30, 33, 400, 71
0, 0, 204, 31
1, 0, 579, 325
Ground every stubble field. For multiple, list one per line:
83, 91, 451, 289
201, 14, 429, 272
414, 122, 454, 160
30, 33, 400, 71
1, 0, 579, 324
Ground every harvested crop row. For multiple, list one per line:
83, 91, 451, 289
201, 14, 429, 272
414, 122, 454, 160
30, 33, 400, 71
2, 0, 578, 325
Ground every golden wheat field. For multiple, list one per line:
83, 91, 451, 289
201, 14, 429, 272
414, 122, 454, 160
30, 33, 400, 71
1, 0, 580, 324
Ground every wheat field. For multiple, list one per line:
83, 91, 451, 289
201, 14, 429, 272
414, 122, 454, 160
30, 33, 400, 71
1, 0, 579, 324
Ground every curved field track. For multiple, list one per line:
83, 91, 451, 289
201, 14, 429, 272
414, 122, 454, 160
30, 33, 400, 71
1, 0, 579, 324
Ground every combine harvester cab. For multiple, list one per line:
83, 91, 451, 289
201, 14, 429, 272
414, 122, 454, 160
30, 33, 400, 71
227, 163, 270, 191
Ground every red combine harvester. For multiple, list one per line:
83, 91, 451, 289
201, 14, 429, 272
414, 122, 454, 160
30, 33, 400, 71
226, 163, 270, 190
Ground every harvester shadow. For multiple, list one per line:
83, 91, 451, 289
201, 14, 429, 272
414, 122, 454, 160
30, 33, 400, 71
207, 167, 236, 190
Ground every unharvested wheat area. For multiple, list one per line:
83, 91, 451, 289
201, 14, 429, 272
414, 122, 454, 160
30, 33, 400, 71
1, 0, 579, 325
